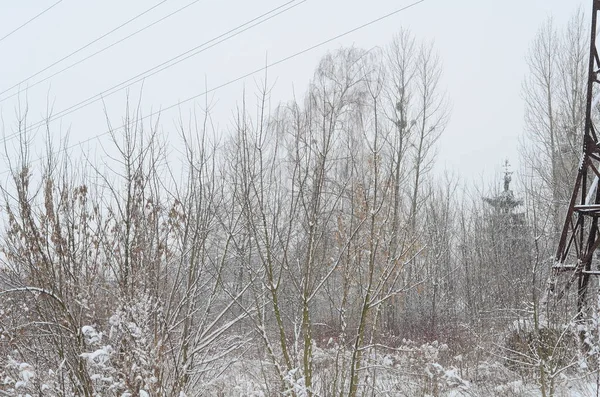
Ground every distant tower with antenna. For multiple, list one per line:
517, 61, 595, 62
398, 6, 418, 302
484, 160, 523, 215
479, 160, 530, 311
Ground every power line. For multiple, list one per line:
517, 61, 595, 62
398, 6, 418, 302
4, 0, 425, 174
0, 0, 170, 99
0, 0, 204, 105
6, 0, 304, 136
0, 1, 63, 44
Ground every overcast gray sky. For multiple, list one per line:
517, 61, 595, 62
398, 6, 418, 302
0, 0, 589, 184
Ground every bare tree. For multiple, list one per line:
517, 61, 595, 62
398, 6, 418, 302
521, 11, 587, 241
383, 29, 450, 336
0, 102, 248, 396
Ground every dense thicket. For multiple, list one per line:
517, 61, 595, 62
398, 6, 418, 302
0, 16, 595, 397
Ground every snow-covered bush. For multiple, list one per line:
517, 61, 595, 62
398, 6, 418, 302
79, 294, 160, 396
0, 357, 53, 397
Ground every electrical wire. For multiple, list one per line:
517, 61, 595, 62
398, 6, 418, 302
0, 0, 205, 105
2, 0, 425, 174
5, 0, 304, 136
0, 0, 63, 44
0, 0, 170, 98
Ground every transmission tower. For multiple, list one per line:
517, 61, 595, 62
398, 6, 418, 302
551, 0, 600, 318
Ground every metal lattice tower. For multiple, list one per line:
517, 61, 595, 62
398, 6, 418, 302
551, 0, 600, 317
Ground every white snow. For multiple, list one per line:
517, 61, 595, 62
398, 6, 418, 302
81, 345, 113, 365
